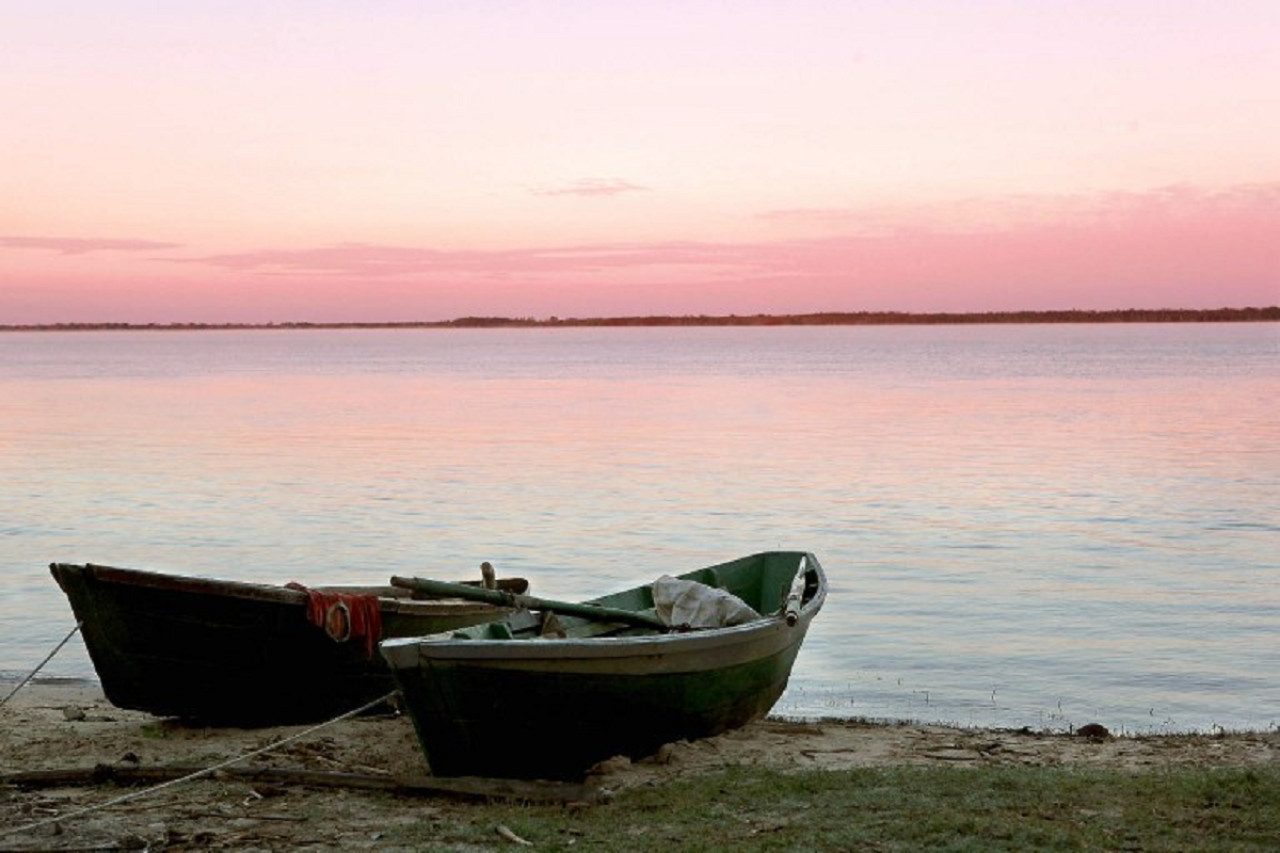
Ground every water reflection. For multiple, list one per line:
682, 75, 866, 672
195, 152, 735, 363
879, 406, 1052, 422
2, 325, 1277, 733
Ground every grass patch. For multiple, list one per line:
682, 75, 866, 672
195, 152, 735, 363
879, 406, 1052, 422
137, 722, 171, 739
384, 764, 1280, 851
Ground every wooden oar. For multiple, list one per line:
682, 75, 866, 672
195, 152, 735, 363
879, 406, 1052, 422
783, 556, 809, 626
389, 576, 669, 632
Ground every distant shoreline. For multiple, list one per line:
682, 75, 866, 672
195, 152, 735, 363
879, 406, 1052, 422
2, 306, 1277, 332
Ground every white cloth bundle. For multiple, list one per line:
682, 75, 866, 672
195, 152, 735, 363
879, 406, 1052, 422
652, 576, 760, 628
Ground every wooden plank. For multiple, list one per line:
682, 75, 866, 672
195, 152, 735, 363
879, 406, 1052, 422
1, 765, 599, 803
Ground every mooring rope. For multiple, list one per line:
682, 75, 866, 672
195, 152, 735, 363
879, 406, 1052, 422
0, 689, 401, 838
0, 621, 82, 711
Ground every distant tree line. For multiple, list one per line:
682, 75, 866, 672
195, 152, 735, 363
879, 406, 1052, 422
3, 306, 1277, 332
510, 307, 1280, 327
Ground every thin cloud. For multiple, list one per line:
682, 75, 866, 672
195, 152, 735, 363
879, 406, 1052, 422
0, 236, 181, 255
175, 240, 751, 278
759, 183, 1280, 235
162, 182, 1276, 311
532, 178, 648, 197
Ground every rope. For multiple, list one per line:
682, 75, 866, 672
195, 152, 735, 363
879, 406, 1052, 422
0, 689, 401, 838
0, 621, 82, 710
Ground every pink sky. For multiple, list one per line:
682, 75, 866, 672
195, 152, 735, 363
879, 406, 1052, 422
2, 2, 1277, 323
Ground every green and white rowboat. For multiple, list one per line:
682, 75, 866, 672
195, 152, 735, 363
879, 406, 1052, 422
382, 551, 827, 780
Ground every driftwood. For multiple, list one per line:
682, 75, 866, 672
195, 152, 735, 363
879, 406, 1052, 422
496, 823, 535, 845
2, 764, 600, 804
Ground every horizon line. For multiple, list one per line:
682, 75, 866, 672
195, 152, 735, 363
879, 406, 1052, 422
2, 306, 1277, 332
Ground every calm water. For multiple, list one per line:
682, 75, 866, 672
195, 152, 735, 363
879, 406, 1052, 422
2, 324, 1276, 733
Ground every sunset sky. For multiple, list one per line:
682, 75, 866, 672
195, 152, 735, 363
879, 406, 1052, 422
3, 1, 1277, 324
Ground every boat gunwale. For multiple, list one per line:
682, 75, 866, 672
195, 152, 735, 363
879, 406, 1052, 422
380, 610, 819, 664
51, 562, 519, 616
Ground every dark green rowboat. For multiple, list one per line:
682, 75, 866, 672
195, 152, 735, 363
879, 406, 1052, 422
381, 551, 826, 780
50, 562, 526, 725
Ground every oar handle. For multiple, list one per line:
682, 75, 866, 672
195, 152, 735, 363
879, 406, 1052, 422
783, 556, 809, 626
392, 576, 517, 607
390, 576, 669, 631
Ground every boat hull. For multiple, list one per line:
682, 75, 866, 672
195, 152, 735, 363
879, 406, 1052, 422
50, 562, 518, 725
382, 551, 826, 779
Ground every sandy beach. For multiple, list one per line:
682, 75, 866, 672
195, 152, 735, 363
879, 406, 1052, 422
3, 678, 1276, 850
